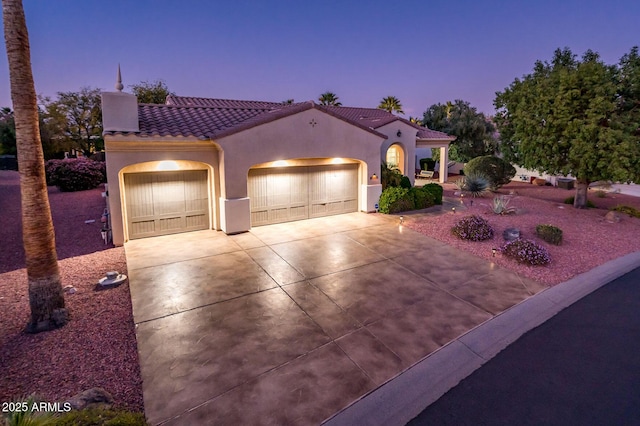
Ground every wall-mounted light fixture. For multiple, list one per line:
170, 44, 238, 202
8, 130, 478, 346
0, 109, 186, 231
396, 130, 402, 137
371, 173, 378, 180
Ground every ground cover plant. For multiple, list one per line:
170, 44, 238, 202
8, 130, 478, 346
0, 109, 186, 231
501, 238, 551, 265
451, 215, 494, 241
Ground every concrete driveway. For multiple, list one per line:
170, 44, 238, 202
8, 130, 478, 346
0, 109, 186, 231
125, 212, 546, 425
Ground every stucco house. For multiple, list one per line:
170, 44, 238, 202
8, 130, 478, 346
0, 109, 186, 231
101, 85, 454, 245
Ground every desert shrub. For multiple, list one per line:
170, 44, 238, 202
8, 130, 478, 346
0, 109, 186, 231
410, 186, 436, 210
563, 196, 596, 208
492, 195, 515, 215
458, 173, 490, 197
381, 163, 402, 189
536, 224, 563, 245
451, 215, 494, 241
400, 175, 412, 189
54, 408, 147, 425
421, 183, 443, 205
612, 205, 640, 218
463, 156, 516, 190
379, 187, 412, 214
45, 158, 105, 192
501, 239, 551, 265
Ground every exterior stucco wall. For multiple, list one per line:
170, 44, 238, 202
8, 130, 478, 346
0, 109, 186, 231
215, 109, 385, 232
217, 109, 384, 198
104, 138, 220, 245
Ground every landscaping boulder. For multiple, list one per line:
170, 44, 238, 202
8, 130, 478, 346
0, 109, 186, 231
65, 387, 114, 410
503, 228, 521, 241
605, 211, 622, 223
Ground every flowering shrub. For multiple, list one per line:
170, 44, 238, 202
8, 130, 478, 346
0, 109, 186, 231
451, 215, 494, 241
501, 239, 551, 265
45, 158, 106, 192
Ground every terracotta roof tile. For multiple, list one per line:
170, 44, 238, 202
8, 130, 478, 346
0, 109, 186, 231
105, 95, 452, 141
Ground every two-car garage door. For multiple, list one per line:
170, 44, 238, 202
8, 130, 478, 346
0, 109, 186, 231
124, 170, 209, 239
248, 164, 358, 226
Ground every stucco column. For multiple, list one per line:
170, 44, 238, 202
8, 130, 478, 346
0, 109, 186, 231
439, 145, 449, 183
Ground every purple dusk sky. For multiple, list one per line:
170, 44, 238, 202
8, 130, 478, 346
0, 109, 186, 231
1, 0, 639, 117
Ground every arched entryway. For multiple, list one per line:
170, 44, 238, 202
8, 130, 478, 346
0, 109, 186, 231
386, 143, 405, 175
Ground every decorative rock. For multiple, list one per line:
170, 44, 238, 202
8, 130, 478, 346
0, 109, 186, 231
503, 228, 521, 241
605, 211, 622, 223
63, 285, 76, 294
65, 387, 114, 411
98, 271, 127, 287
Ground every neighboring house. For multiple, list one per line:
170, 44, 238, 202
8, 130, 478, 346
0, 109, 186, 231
101, 87, 454, 245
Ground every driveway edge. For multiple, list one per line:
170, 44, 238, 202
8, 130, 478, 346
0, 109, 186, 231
323, 251, 640, 426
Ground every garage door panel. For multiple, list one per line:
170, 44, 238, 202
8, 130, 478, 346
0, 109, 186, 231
125, 170, 209, 239
249, 164, 358, 226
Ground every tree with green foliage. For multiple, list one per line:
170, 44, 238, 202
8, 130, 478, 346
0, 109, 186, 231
464, 155, 516, 190
41, 87, 103, 155
422, 99, 497, 162
494, 47, 640, 208
130, 79, 175, 104
318, 91, 342, 106
0, 106, 16, 155
378, 96, 404, 114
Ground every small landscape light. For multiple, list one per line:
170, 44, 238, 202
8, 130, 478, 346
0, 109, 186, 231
452, 207, 456, 213
400, 215, 404, 224
492, 248, 497, 257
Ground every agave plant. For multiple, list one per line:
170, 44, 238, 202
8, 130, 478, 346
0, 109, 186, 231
492, 195, 516, 215
459, 173, 490, 197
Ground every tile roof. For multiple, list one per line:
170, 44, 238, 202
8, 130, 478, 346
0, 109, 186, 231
107, 95, 453, 141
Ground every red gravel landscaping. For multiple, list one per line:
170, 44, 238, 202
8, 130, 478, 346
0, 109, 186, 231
0, 171, 143, 412
407, 180, 640, 285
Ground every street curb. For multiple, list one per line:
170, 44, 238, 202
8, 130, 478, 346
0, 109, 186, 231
323, 251, 640, 426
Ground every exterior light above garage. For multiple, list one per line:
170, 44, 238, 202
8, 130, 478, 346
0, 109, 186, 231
272, 160, 288, 167
331, 157, 346, 164
156, 161, 179, 171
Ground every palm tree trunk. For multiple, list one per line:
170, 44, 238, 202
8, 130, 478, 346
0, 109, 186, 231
2, 0, 67, 332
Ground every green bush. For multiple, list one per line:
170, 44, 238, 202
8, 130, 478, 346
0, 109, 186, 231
563, 196, 596, 208
379, 187, 412, 214
611, 205, 640, 218
421, 183, 443, 205
451, 215, 494, 241
45, 158, 106, 192
381, 163, 402, 189
400, 175, 411, 189
410, 186, 436, 210
535, 224, 563, 245
501, 239, 551, 265
463, 156, 516, 190
54, 408, 147, 425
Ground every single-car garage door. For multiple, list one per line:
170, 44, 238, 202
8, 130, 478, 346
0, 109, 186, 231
248, 164, 358, 226
124, 170, 209, 239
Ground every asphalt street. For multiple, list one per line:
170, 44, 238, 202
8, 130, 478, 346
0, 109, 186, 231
408, 266, 640, 426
